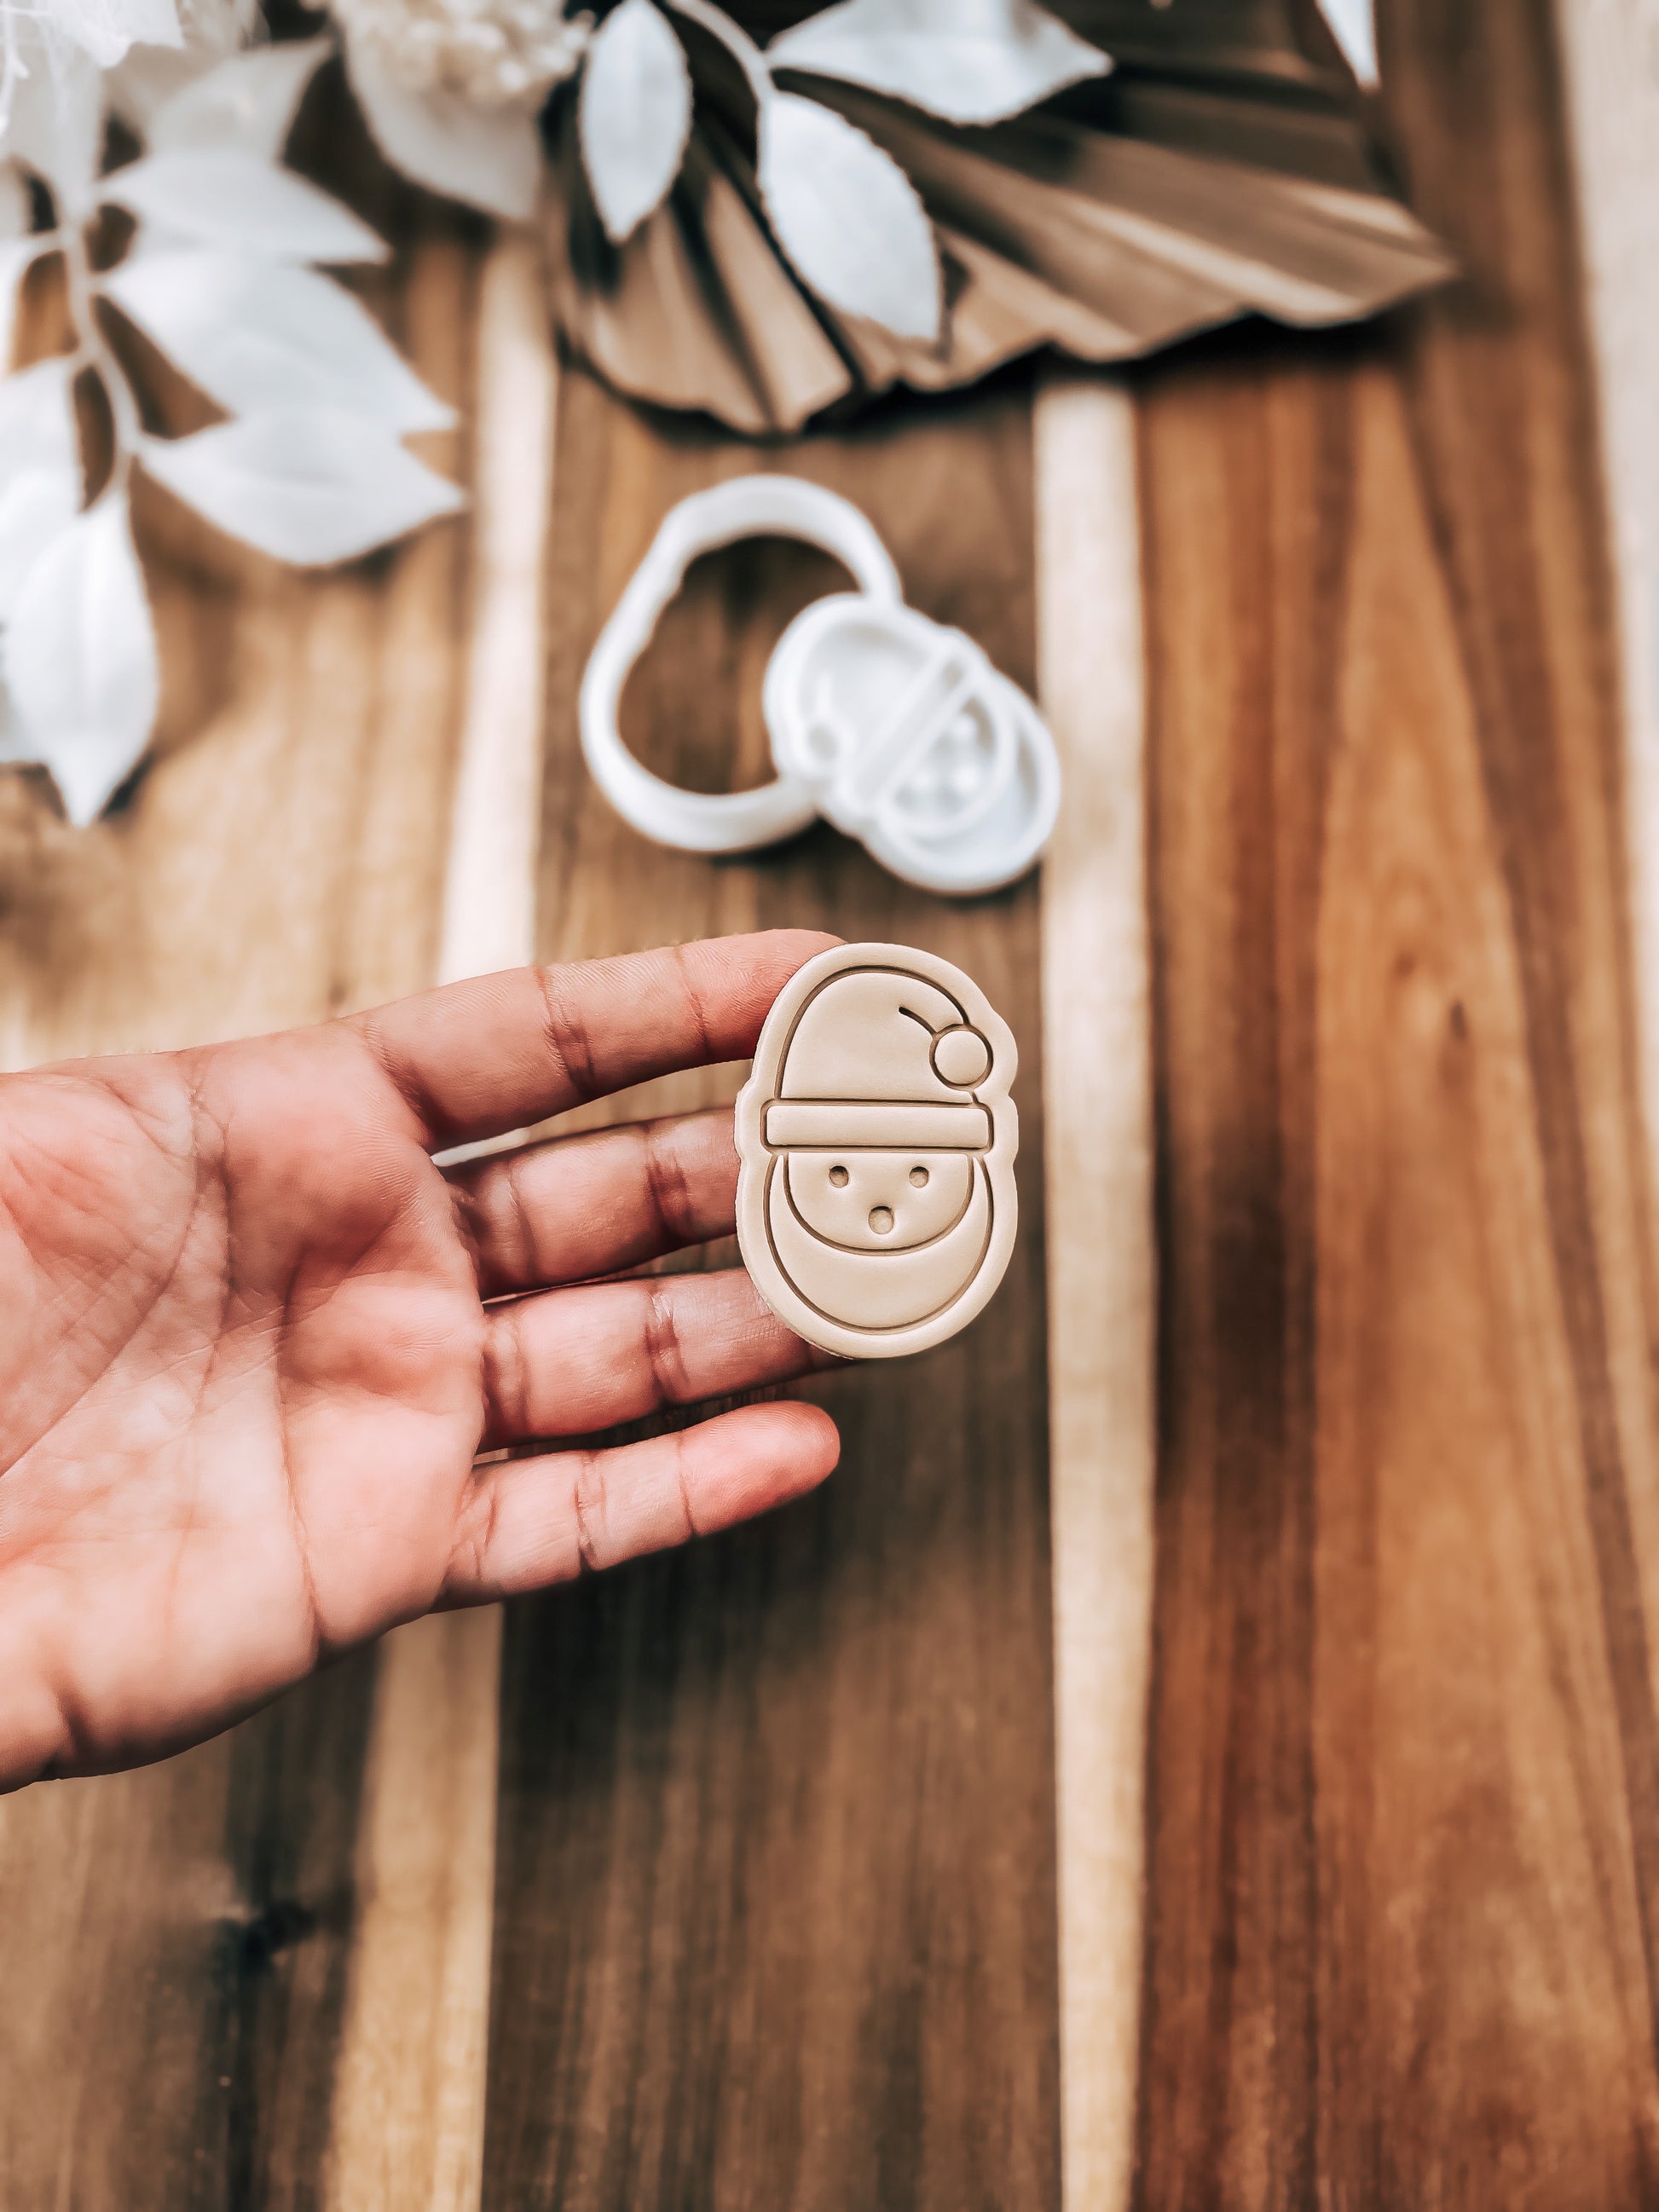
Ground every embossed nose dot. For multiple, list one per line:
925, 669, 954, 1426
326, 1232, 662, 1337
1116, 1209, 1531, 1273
869, 1205, 894, 1235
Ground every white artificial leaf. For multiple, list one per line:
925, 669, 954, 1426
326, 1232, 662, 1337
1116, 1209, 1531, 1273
769, 0, 1109, 125
579, 0, 692, 244
758, 92, 940, 340
1315, 0, 1377, 87
139, 405, 463, 564
6, 43, 104, 213
106, 247, 454, 430
54, 0, 181, 67
345, 39, 539, 220
0, 465, 80, 615
0, 358, 79, 487
3, 494, 159, 824
101, 150, 388, 263
145, 36, 332, 158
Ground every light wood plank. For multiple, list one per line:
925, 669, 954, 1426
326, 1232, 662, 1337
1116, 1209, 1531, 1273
1034, 372, 1154, 2212
1557, 0, 1659, 1167
322, 233, 558, 2212
322, 1610, 503, 2212
436, 234, 562, 991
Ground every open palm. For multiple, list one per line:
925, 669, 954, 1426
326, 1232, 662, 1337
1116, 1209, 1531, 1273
0, 933, 840, 1792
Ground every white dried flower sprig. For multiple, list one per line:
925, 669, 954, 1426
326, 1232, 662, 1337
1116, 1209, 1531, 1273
330, 0, 587, 106
0, 32, 460, 823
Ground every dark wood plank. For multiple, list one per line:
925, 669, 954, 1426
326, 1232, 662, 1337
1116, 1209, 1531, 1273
485, 371, 1061, 2212
1135, 0, 1659, 2201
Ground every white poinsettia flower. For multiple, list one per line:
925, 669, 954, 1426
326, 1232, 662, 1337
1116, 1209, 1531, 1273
331, 0, 589, 217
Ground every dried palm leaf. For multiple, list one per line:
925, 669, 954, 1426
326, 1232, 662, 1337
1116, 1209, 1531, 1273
540, 0, 1449, 433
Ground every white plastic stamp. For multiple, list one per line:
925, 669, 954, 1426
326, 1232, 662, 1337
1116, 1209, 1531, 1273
735, 942, 1019, 1359
765, 594, 1060, 895
579, 476, 1061, 897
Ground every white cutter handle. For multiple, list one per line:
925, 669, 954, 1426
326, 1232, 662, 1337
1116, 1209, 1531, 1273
579, 476, 904, 856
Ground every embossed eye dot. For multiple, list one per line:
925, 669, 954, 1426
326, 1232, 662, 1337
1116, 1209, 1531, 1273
910, 1164, 929, 1187
829, 1164, 849, 1187
930, 1024, 993, 1089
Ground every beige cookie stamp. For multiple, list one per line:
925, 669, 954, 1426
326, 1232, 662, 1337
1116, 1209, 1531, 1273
735, 942, 1019, 1359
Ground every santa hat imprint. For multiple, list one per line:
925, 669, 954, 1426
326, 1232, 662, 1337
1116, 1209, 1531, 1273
735, 943, 1019, 1360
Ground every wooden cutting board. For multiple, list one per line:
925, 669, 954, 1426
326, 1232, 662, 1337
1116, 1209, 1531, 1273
3, 0, 1658, 2204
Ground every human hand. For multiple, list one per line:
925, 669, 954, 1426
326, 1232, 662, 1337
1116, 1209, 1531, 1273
0, 932, 841, 1791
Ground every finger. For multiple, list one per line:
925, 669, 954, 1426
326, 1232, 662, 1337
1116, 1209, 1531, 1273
480, 1267, 826, 1447
449, 1106, 738, 1297
352, 930, 836, 1151
442, 1401, 840, 1603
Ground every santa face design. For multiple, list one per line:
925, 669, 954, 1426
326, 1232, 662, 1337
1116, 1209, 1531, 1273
782, 1147, 977, 1249
735, 944, 1019, 1360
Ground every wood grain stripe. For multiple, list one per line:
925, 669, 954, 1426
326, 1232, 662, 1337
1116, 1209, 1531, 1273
1033, 373, 1154, 2212
323, 234, 558, 2212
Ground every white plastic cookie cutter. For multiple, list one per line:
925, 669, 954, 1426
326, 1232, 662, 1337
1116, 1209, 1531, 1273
578, 476, 1062, 896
